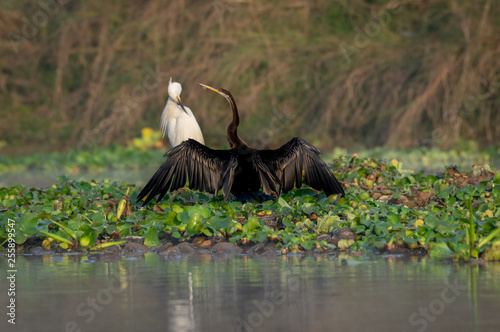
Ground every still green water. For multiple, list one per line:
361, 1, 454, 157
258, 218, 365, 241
1, 254, 499, 332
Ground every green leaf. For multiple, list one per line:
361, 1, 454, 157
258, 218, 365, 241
493, 172, 500, 184
209, 216, 233, 230
202, 228, 213, 236
176, 211, 190, 224
436, 223, 459, 235
90, 241, 126, 250
484, 241, 500, 260
429, 242, 453, 259
186, 212, 204, 236
477, 228, 500, 250
2, 200, 16, 208
250, 229, 268, 243
39, 230, 74, 245
387, 214, 400, 225
422, 230, 436, 245
301, 239, 315, 250
301, 203, 316, 214
106, 224, 117, 235
163, 211, 177, 226
243, 217, 262, 233
20, 213, 38, 235
144, 228, 161, 247
320, 240, 336, 249
79, 229, 96, 247
49, 219, 77, 240
401, 231, 417, 244
14, 229, 27, 245
57, 175, 69, 183
118, 226, 130, 238
317, 215, 341, 233
278, 197, 292, 210
73, 181, 91, 191
337, 239, 354, 250
171, 204, 184, 213
87, 212, 106, 224
282, 216, 295, 228
359, 192, 370, 201
189, 206, 211, 219
424, 216, 440, 229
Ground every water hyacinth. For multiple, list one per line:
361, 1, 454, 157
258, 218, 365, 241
1, 156, 499, 260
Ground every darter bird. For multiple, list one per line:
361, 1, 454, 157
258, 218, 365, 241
138, 83, 345, 203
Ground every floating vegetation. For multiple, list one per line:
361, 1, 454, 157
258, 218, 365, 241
1, 156, 499, 260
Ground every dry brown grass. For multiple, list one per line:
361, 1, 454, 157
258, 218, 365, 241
0, 0, 499, 155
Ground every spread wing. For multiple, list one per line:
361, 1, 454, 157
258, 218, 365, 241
137, 139, 232, 204
258, 137, 345, 197
251, 153, 281, 195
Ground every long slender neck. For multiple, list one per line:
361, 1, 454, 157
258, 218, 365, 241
225, 91, 243, 149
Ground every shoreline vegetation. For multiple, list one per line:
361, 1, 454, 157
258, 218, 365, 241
0, 129, 498, 177
1, 152, 499, 260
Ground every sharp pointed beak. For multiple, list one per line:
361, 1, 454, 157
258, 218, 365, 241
177, 96, 188, 113
199, 83, 223, 96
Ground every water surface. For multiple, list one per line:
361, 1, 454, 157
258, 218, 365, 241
1, 254, 499, 332
0, 168, 155, 188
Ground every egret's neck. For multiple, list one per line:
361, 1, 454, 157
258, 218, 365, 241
160, 97, 181, 137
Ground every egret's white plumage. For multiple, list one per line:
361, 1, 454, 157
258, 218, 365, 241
160, 78, 205, 147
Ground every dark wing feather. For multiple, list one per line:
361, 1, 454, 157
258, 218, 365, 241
252, 154, 280, 195
258, 137, 344, 197
136, 139, 231, 205
221, 155, 238, 201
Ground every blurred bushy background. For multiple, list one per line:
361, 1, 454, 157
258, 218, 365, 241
1, 0, 499, 156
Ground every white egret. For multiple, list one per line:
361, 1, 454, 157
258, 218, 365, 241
137, 83, 345, 203
160, 78, 205, 147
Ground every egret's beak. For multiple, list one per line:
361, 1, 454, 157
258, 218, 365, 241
199, 83, 223, 96
177, 96, 188, 113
